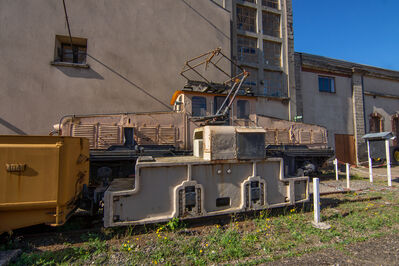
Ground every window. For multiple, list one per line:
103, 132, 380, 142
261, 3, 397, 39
370, 113, 383, 133
237, 100, 250, 119
237, 36, 258, 63
54, 35, 87, 65
242, 67, 258, 90
236, 5, 256, 33
263, 71, 284, 97
262, 0, 279, 9
318, 76, 335, 93
262, 11, 280, 37
263, 41, 281, 67
213, 96, 226, 115
192, 96, 207, 117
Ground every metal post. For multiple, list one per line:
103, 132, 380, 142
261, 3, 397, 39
346, 163, 350, 189
386, 139, 392, 187
367, 140, 373, 183
334, 158, 338, 181
313, 178, 320, 224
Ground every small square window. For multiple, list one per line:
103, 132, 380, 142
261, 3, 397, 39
318, 76, 335, 93
54, 35, 87, 65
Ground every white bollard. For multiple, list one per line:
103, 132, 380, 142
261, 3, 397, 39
334, 158, 339, 181
313, 178, 320, 224
367, 140, 373, 183
311, 178, 331, 229
346, 163, 350, 189
386, 139, 392, 187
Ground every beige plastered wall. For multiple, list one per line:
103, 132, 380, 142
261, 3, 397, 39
300, 71, 354, 148
363, 76, 399, 133
0, 0, 231, 135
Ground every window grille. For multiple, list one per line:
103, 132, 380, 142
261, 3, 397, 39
54, 35, 87, 64
262, 0, 279, 9
237, 5, 257, 32
262, 71, 285, 97
263, 41, 281, 67
262, 11, 280, 37
237, 36, 258, 63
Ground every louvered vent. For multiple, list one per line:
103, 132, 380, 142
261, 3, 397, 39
98, 125, 121, 149
72, 124, 95, 148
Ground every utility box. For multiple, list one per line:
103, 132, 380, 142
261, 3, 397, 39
0, 136, 89, 234
194, 126, 265, 161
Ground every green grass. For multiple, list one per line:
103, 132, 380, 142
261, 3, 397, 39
9, 186, 399, 265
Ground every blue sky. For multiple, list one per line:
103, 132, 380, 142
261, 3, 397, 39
292, 0, 399, 70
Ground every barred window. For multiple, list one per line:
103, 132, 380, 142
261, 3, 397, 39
237, 5, 257, 32
262, 0, 279, 9
237, 36, 258, 63
262, 11, 280, 37
54, 35, 87, 64
263, 41, 281, 67
263, 71, 284, 97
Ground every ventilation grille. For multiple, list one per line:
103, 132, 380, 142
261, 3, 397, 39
72, 124, 95, 147
98, 125, 121, 149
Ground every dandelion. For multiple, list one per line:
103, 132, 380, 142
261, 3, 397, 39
127, 240, 130, 243
200, 249, 203, 253
205, 243, 208, 247
128, 247, 131, 251
154, 260, 158, 264
124, 244, 127, 247
164, 236, 167, 240
216, 224, 220, 228
136, 237, 139, 241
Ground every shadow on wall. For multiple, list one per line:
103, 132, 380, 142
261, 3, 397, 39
54, 66, 104, 79
0, 117, 27, 135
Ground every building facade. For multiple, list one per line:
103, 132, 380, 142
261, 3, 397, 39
0, 0, 295, 136
295, 52, 399, 164
229, 0, 296, 120
0, 0, 232, 135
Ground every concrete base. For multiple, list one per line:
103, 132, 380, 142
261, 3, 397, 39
311, 221, 331, 230
0, 249, 22, 266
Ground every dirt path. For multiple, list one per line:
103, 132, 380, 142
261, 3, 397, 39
267, 233, 399, 265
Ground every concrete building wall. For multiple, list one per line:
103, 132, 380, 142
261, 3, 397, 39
230, 0, 294, 120
300, 71, 353, 147
296, 52, 399, 164
0, 0, 231, 135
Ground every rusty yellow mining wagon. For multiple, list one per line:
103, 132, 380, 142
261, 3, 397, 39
0, 136, 89, 234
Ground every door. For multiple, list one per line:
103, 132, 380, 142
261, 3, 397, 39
334, 134, 356, 165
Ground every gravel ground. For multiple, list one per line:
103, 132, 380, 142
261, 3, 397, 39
267, 233, 399, 265
310, 165, 399, 194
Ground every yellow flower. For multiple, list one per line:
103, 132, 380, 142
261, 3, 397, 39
127, 240, 130, 243
124, 244, 127, 247
205, 243, 208, 247
216, 224, 220, 228
200, 249, 203, 253
154, 261, 158, 264
136, 238, 139, 241
164, 236, 167, 240
128, 247, 131, 251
